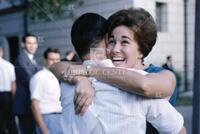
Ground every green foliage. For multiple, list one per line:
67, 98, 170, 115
174, 71, 182, 89
176, 97, 192, 105
27, 0, 83, 21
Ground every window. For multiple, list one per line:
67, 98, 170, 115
156, 2, 168, 32
0, 0, 23, 9
7, 36, 19, 63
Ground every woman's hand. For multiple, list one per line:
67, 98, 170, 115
73, 77, 95, 115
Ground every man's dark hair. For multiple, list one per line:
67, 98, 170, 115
43, 48, 60, 59
71, 13, 107, 59
106, 8, 157, 58
167, 55, 171, 60
22, 33, 38, 43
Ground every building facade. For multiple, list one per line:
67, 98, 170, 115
0, 0, 195, 91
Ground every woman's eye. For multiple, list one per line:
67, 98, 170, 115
121, 40, 129, 46
108, 39, 115, 45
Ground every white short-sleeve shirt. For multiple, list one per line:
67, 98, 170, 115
60, 59, 183, 134
0, 58, 16, 92
30, 68, 62, 114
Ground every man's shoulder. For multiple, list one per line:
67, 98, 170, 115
16, 51, 25, 58
1, 59, 14, 69
1, 58, 12, 65
31, 69, 46, 80
15, 51, 27, 63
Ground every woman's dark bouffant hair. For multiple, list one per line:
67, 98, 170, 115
106, 8, 157, 58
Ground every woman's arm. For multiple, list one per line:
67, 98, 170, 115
50, 62, 176, 98
50, 62, 176, 115
86, 66, 176, 98
85, 66, 176, 98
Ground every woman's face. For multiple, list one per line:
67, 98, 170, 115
107, 25, 143, 69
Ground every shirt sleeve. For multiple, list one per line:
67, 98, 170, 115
9, 64, 16, 81
146, 99, 184, 134
96, 59, 115, 67
29, 74, 44, 100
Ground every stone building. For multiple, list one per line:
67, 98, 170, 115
0, 0, 195, 91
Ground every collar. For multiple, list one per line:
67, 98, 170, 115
24, 49, 34, 60
83, 59, 114, 67
43, 67, 50, 71
83, 60, 97, 65
43, 67, 57, 78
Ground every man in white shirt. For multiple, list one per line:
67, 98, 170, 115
60, 60, 184, 134
0, 45, 18, 134
30, 48, 62, 134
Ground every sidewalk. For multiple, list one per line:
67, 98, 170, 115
176, 105, 192, 134
176, 90, 193, 134
179, 90, 193, 98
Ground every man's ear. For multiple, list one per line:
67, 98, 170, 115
0, 48, 3, 57
82, 53, 90, 61
138, 53, 143, 59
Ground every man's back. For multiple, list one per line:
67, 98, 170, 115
30, 68, 62, 114
60, 60, 183, 134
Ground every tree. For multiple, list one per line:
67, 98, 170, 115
27, 0, 83, 21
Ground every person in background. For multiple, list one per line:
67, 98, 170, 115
30, 48, 62, 134
61, 50, 80, 62
162, 55, 174, 72
14, 33, 40, 134
0, 44, 18, 134
161, 55, 180, 102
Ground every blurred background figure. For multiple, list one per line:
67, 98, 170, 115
30, 48, 62, 134
162, 55, 174, 72
0, 44, 18, 134
61, 50, 80, 62
14, 33, 40, 134
162, 55, 182, 100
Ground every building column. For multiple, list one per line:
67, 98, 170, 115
192, 0, 200, 133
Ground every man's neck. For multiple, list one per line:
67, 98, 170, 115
24, 49, 34, 60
